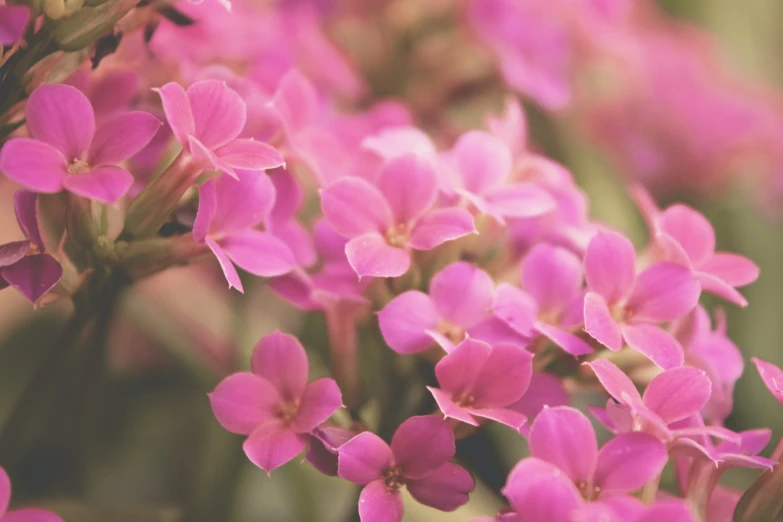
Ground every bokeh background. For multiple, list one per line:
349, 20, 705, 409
1, 0, 783, 520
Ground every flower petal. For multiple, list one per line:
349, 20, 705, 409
502, 458, 584, 519
435, 338, 492, 394
13, 191, 44, 250
187, 80, 247, 149
583, 292, 623, 351
0, 5, 30, 46
345, 233, 410, 278
643, 367, 711, 425
193, 178, 217, 242
698, 272, 748, 307
430, 262, 495, 329
377, 154, 438, 224
205, 237, 243, 292
535, 323, 594, 356
88, 111, 162, 165
26, 84, 94, 158
522, 243, 582, 316
2, 509, 64, 522
450, 130, 511, 193
583, 231, 636, 305
1, 254, 62, 303
752, 357, 783, 406
211, 169, 276, 233
584, 360, 642, 405
637, 500, 695, 522
0, 138, 67, 193
243, 421, 306, 473
290, 378, 342, 433
220, 230, 296, 278
529, 406, 598, 485
492, 284, 538, 336
656, 205, 715, 266
189, 135, 238, 179
251, 331, 309, 401
0, 242, 29, 269
63, 166, 134, 203
470, 407, 527, 430
362, 126, 437, 161
155, 82, 195, 147
337, 432, 393, 485
0, 466, 10, 515
701, 252, 759, 287
214, 139, 284, 171
208, 372, 280, 435
594, 432, 667, 494
428, 387, 479, 426
408, 208, 476, 251
622, 323, 684, 369
378, 291, 439, 354
320, 178, 393, 237
358, 480, 403, 522
626, 262, 700, 323
391, 415, 455, 480
484, 182, 556, 219
472, 344, 533, 408
271, 70, 319, 137
407, 462, 474, 511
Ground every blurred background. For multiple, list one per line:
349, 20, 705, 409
1, 0, 783, 520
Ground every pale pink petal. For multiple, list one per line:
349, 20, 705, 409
243, 421, 307, 473
189, 135, 238, 179
345, 233, 410, 278
593, 432, 667, 494
0, 466, 9, 515
220, 230, 296, 278
88, 111, 162, 165
470, 407, 527, 430
193, 179, 217, 242
583, 231, 636, 304
211, 170, 276, 233
377, 154, 438, 224
208, 372, 280, 435
63, 166, 134, 203
585, 360, 642, 405
471, 344, 532, 407
451, 130, 512, 194
752, 357, 783, 405
320, 178, 393, 237
1, 254, 62, 303
492, 284, 537, 336
214, 139, 284, 171
378, 291, 439, 354
391, 416, 455, 480
583, 292, 623, 351
698, 272, 748, 307
503, 458, 584, 519
0, 242, 28, 268
272, 70, 319, 137
529, 406, 598, 484
0, 138, 67, 193
428, 387, 479, 426
657, 205, 715, 266
408, 208, 476, 250
430, 262, 495, 329
522, 244, 582, 315
701, 253, 759, 287
406, 462, 474, 511
534, 323, 594, 356
435, 338, 492, 395
205, 237, 243, 292
358, 480, 404, 522
26, 84, 94, 158
362, 126, 437, 161
290, 378, 342, 433
270, 220, 316, 268
622, 323, 684, 369
484, 183, 556, 219
14, 191, 44, 250
187, 80, 246, 149
637, 500, 695, 522
155, 82, 195, 147
643, 367, 711, 425
626, 262, 700, 323
2, 509, 64, 522
251, 331, 309, 400
338, 432, 393, 485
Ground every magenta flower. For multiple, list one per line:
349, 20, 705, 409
752, 357, 783, 405
337, 415, 474, 522
0, 191, 62, 303
0, 84, 161, 203
427, 338, 532, 430
0, 5, 30, 46
209, 331, 343, 473
194, 170, 297, 292
583, 231, 701, 368
440, 131, 555, 222
321, 154, 476, 278
0, 466, 63, 522
378, 262, 495, 353
156, 80, 284, 179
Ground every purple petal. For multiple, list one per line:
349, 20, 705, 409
13, 191, 44, 250
208, 372, 280, 435
502, 458, 584, 520
657, 205, 715, 266
305, 425, 356, 477
0, 466, 9, 515
621, 323, 684, 369
484, 183, 556, 219
187, 80, 246, 149
407, 462, 474, 511
529, 406, 598, 484
251, 331, 309, 401
193, 179, 217, 242
377, 154, 438, 224
0, 242, 29, 269
345, 233, 410, 278
585, 360, 642, 405
391, 416, 455, 480
63, 166, 134, 203
211, 169, 276, 233
702, 252, 759, 287
428, 387, 479, 426
471, 344, 533, 407
408, 208, 476, 250
522, 244, 582, 316
26, 84, 94, 159
0, 5, 30, 46
243, 421, 307, 473
290, 378, 342, 433
2, 509, 64, 522
594, 432, 667, 494
534, 323, 594, 356
435, 338, 492, 397
358, 480, 404, 522
205, 237, 243, 292
430, 262, 495, 329
214, 139, 284, 171
0, 138, 67, 193
451, 130, 511, 194
470, 407, 527, 430
643, 367, 711, 425
155, 83, 195, 146
337, 432, 392, 485
626, 262, 700, 323
752, 357, 783, 405
1, 254, 62, 303
378, 291, 439, 354
510, 372, 569, 421
88, 111, 162, 165
583, 231, 636, 305
320, 178, 392, 237
583, 292, 623, 351
220, 230, 296, 278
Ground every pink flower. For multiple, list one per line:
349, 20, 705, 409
508, 372, 570, 436
0, 84, 162, 203
427, 338, 532, 430
209, 331, 343, 473
337, 415, 474, 522
194, 170, 297, 292
320, 154, 476, 278
156, 80, 284, 179
0, 466, 63, 522
752, 357, 783, 406
0, 5, 30, 46
0, 191, 62, 303
583, 231, 701, 368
